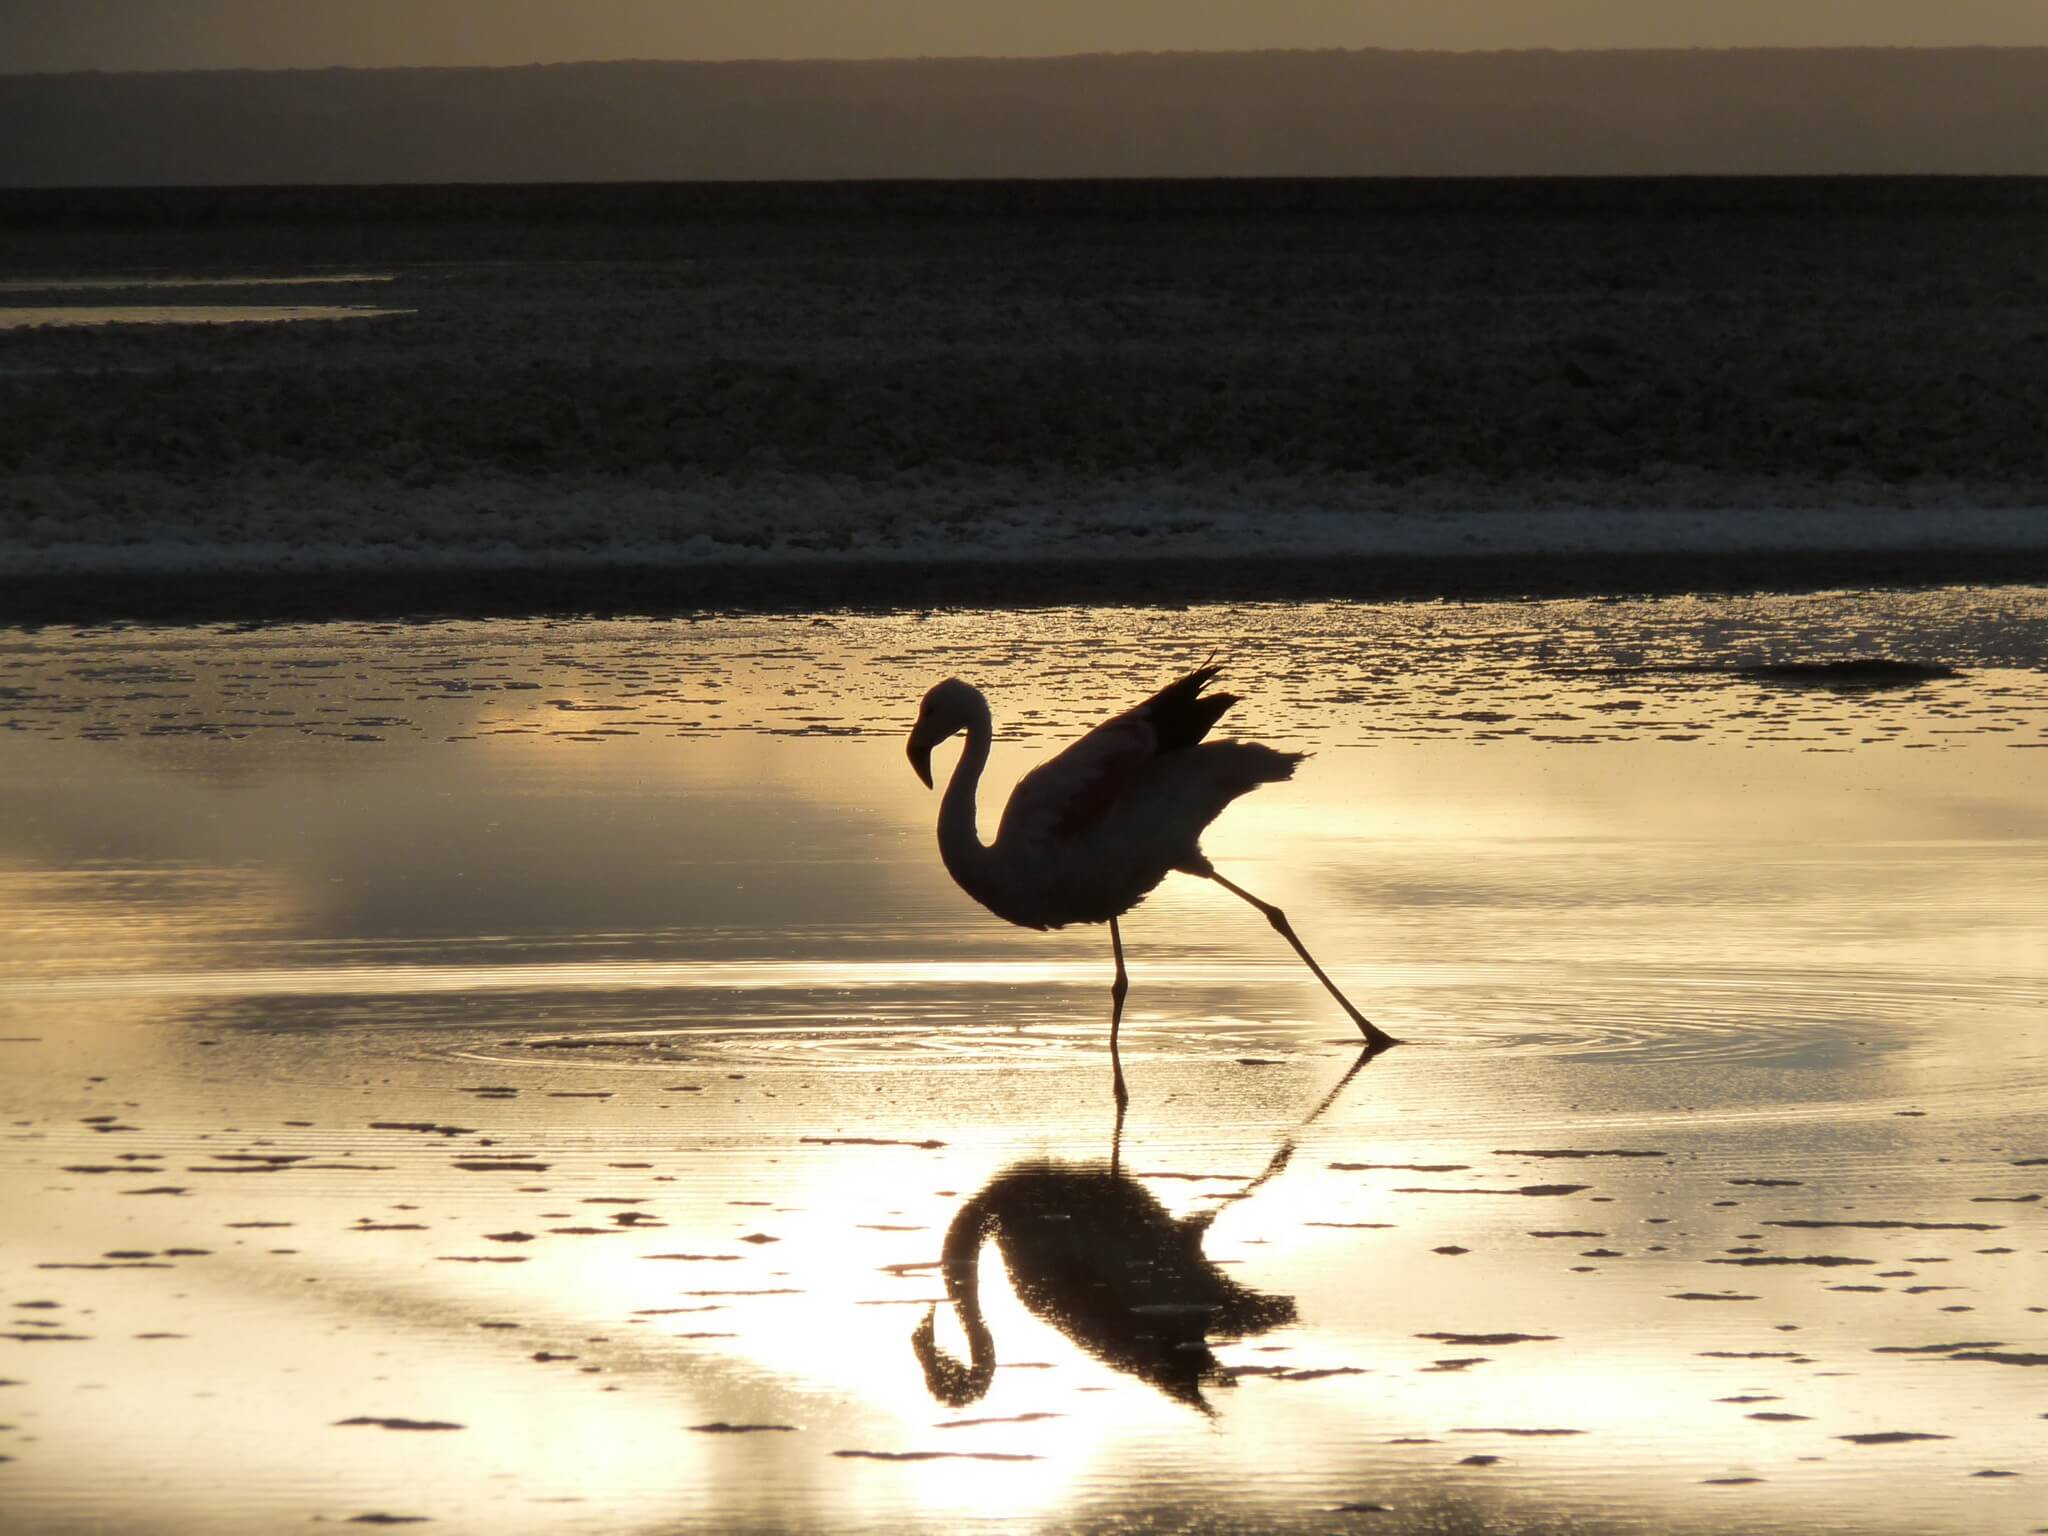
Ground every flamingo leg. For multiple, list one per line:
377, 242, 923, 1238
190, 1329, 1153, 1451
1108, 916, 1131, 1107
1205, 871, 1401, 1052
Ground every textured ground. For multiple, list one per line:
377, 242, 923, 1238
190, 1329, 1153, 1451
2, 181, 2045, 619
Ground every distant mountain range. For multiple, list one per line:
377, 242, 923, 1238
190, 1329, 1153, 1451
4, 48, 2046, 185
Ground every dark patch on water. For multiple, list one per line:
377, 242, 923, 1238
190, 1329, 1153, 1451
832, 1449, 1040, 1462
62, 1164, 163, 1174
934, 1412, 1062, 1428
1708, 1255, 1874, 1267
681, 1288, 801, 1297
1396, 1184, 1589, 1197
644, 1252, 739, 1262
1331, 1162, 1469, 1173
1493, 1148, 1665, 1159
1728, 659, 1962, 689
1452, 1427, 1584, 1436
1767, 1219, 2000, 1232
689, 1421, 796, 1434
36, 1261, 171, 1270
1946, 1351, 2048, 1366
369, 1121, 475, 1137
334, 1416, 464, 1432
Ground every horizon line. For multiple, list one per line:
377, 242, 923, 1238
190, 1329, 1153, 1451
8, 41, 2048, 80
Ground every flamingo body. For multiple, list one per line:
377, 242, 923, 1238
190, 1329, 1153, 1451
907, 665, 1397, 1093
910, 666, 1296, 930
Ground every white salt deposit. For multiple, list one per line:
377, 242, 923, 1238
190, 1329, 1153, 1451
4, 466, 2045, 579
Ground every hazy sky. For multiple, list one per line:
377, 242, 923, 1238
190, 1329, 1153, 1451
6, 0, 2047, 72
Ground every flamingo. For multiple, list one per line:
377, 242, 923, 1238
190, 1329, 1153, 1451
906, 664, 1398, 1102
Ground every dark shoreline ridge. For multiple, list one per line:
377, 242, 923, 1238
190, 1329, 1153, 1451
7, 548, 2045, 628
10, 176, 2048, 228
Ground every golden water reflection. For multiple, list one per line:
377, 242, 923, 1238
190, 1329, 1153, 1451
1, 603, 2045, 1534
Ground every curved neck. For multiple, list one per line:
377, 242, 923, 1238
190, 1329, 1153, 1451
937, 700, 997, 894
911, 1197, 998, 1406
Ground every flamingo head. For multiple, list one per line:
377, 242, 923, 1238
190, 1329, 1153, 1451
907, 677, 981, 789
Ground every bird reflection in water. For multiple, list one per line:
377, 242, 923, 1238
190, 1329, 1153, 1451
912, 1050, 1376, 1412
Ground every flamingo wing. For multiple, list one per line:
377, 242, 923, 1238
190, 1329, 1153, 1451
997, 667, 1240, 849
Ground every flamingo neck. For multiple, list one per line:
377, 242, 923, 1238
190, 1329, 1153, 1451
937, 703, 998, 897
913, 1199, 997, 1406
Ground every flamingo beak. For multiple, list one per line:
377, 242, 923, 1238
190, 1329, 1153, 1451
906, 726, 936, 789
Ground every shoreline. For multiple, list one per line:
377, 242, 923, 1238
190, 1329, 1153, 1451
7, 542, 2045, 626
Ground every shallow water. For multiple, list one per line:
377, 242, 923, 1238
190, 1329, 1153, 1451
2, 591, 2045, 1534
0, 305, 411, 331
0, 271, 410, 331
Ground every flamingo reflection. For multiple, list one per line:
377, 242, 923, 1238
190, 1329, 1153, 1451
913, 1049, 1376, 1411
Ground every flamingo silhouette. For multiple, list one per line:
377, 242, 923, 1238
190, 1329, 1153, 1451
907, 664, 1398, 1102
911, 1160, 1296, 1411
911, 1050, 1379, 1411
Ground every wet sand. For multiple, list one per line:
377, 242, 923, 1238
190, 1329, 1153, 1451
2, 596, 2044, 1533
9, 544, 2048, 629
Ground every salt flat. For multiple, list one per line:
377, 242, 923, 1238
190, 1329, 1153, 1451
1, 181, 2043, 620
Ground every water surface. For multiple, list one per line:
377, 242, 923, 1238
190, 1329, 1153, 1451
0, 271, 409, 330
2, 591, 2044, 1534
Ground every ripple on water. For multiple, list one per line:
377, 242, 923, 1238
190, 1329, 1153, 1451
430, 957, 2041, 1106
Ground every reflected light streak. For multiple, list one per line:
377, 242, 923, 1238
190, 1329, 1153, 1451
0, 305, 414, 329
0, 956, 1269, 999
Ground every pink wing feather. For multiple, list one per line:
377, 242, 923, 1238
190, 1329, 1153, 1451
994, 666, 1239, 850
996, 712, 1158, 849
